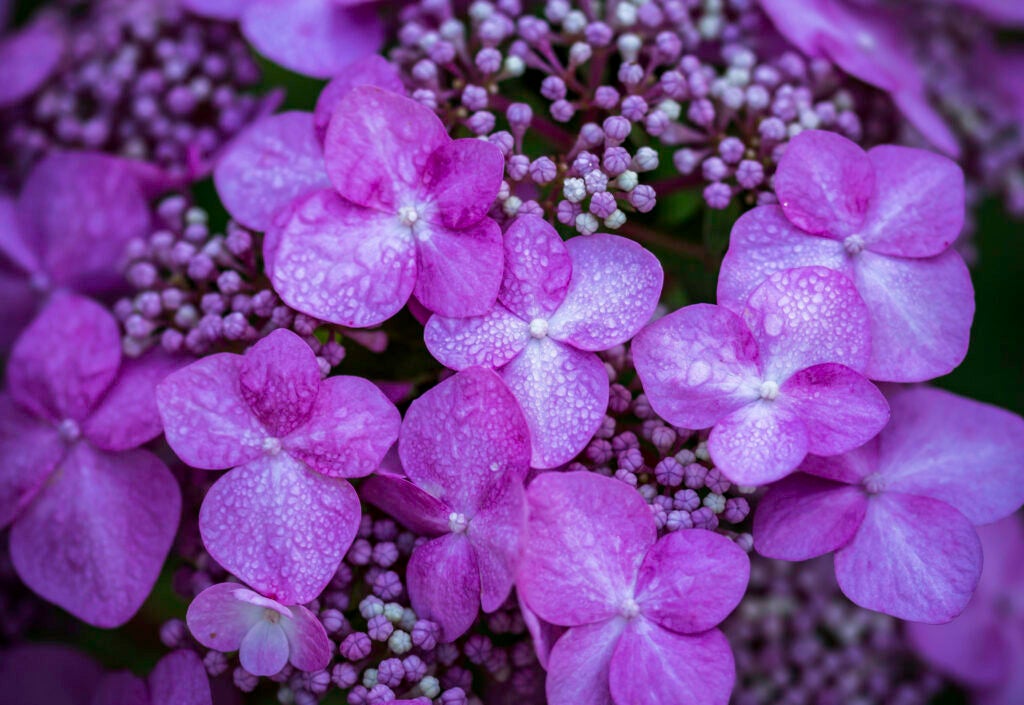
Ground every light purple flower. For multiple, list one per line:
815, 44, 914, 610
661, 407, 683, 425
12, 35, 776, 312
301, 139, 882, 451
156, 328, 400, 604
91, 650, 212, 705
362, 368, 531, 641
718, 130, 973, 382
187, 582, 331, 676
425, 216, 663, 468
633, 266, 889, 486
0, 12, 65, 108
266, 86, 506, 327
754, 386, 1024, 623
0, 293, 181, 627
517, 471, 749, 705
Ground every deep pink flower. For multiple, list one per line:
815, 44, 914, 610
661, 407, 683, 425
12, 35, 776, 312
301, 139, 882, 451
362, 368, 531, 641
425, 216, 663, 468
633, 266, 889, 486
718, 130, 973, 382
91, 650, 212, 705
156, 329, 400, 604
0, 293, 181, 627
517, 471, 749, 705
754, 387, 1024, 623
187, 582, 331, 676
266, 86, 506, 327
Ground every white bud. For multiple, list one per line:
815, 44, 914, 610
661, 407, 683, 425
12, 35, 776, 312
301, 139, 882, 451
657, 99, 681, 120
604, 209, 626, 230
562, 9, 586, 33
563, 177, 586, 202
616, 170, 638, 191
468, 1, 494, 20
575, 212, 599, 235
502, 55, 525, 77
502, 195, 522, 216
497, 180, 511, 200
632, 146, 659, 172
569, 41, 592, 65
617, 33, 642, 62
419, 677, 441, 699
615, 3, 637, 26
440, 19, 465, 41
704, 493, 726, 514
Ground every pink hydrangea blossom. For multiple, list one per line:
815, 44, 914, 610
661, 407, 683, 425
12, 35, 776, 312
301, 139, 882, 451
517, 471, 749, 705
425, 215, 663, 468
754, 386, 1024, 623
156, 328, 400, 604
362, 368, 531, 641
718, 129, 973, 382
633, 266, 889, 486
0, 293, 182, 627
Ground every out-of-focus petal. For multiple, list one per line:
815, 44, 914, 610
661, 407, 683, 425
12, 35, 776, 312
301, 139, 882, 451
407, 533, 481, 642
412, 217, 503, 318
424, 305, 531, 370
0, 644, 102, 705
0, 15, 65, 108
149, 650, 212, 705
181, 0, 248, 20
0, 394, 62, 529
314, 56, 405, 142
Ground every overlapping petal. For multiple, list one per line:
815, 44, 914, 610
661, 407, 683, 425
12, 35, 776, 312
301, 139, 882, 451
499, 215, 572, 319
545, 621, 622, 705
422, 139, 505, 230
239, 619, 289, 675
238, 330, 320, 438
314, 55, 405, 142
424, 305, 530, 370
0, 395, 62, 529
467, 482, 527, 612
148, 650, 212, 705
412, 217, 503, 318
186, 583, 266, 652
407, 534, 480, 642
279, 604, 332, 672
360, 474, 450, 536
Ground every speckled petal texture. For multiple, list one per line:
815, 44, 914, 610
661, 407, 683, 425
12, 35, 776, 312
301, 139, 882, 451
238, 330, 321, 438
186, 582, 264, 653
407, 533, 480, 642
424, 305, 530, 370
708, 402, 809, 486
499, 215, 572, 319
0, 394, 63, 529
421, 139, 505, 230
360, 475, 450, 536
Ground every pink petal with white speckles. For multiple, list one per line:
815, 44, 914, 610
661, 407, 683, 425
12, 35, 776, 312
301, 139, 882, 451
0, 395, 63, 529
632, 304, 760, 430
0, 15, 64, 108
239, 619, 289, 675
10, 443, 180, 628
199, 454, 361, 605
281, 604, 331, 672
413, 217, 503, 318
468, 480, 527, 613
283, 374, 400, 478
324, 86, 448, 211
149, 650, 212, 705
835, 492, 982, 623
741, 266, 872, 379
753, 473, 868, 561
499, 215, 572, 319
314, 56, 405, 142
708, 401, 809, 486
8, 292, 120, 423
407, 533, 481, 642
519, 472, 654, 626
422, 139, 505, 230
424, 304, 530, 371
500, 338, 608, 469
239, 330, 320, 438
214, 112, 330, 231
361, 474, 450, 536
545, 620, 621, 705
157, 353, 269, 470
547, 234, 663, 351
186, 583, 264, 653
399, 367, 530, 513
266, 189, 417, 328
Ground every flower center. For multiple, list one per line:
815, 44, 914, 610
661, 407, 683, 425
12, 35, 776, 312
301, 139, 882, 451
758, 380, 780, 401
398, 206, 420, 227
448, 511, 469, 533
864, 473, 886, 494
262, 437, 282, 455
58, 418, 80, 443
529, 318, 549, 339
620, 597, 640, 619
844, 234, 866, 255
263, 608, 282, 624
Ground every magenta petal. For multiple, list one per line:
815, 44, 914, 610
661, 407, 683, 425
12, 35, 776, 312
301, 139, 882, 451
239, 330, 320, 437
546, 621, 621, 705
213, 111, 330, 231
424, 305, 531, 370
241, 0, 383, 79
0, 267, 39, 351
361, 474, 450, 536
0, 644, 102, 705
0, 395, 62, 529
835, 492, 982, 623
907, 599, 1010, 689
281, 604, 331, 672
519, 472, 654, 626
547, 234, 663, 351
314, 56, 405, 142
157, 353, 268, 470
632, 304, 760, 429
407, 533, 481, 642
149, 650, 212, 705
266, 189, 417, 327
239, 620, 289, 676
199, 454, 361, 604
499, 215, 572, 319
774, 129, 874, 237
0, 192, 40, 274
800, 439, 880, 485
0, 16, 65, 108
324, 86, 448, 211
753, 474, 868, 561
9, 444, 180, 627
781, 363, 889, 456
284, 375, 399, 479
708, 402, 809, 486
852, 248, 974, 381
8, 292, 120, 423
468, 481, 527, 612
422, 139, 504, 230
609, 621, 735, 705
186, 583, 264, 653
500, 338, 608, 469
413, 218, 503, 318
92, 673, 149, 705
518, 595, 566, 670
181, 0, 247, 20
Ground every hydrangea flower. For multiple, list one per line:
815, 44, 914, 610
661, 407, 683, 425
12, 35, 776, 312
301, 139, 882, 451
717, 129, 973, 382
187, 582, 331, 676
754, 386, 1024, 623
266, 86, 506, 327
518, 471, 749, 705
156, 328, 400, 604
425, 215, 663, 468
0, 293, 181, 627
362, 368, 531, 641
91, 650, 212, 705
633, 266, 889, 486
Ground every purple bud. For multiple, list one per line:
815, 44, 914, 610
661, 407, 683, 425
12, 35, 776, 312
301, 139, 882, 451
589, 191, 617, 218
161, 328, 184, 353
377, 658, 405, 687
506, 102, 532, 136
203, 651, 228, 676
579, 122, 604, 148
618, 62, 644, 88
507, 154, 530, 181
644, 109, 669, 136
403, 655, 427, 681
475, 47, 502, 74
127, 261, 158, 288
222, 312, 249, 340
540, 76, 566, 101
684, 463, 707, 489
529, 156, 557, 184
704, 182, 732, 209
687, 98, 716, 127
594, 85, 620, 109
618, 447, 644, 473
702, 157, 729, 181
339, 632, 372, 660
461, 84, 488, 111
411, 620, 439, 650
584, 21, 613, 46
690, 506, 719, 530
628, 184, 656, 212
654, 457, 685, 487
320, 608, 347, 633
332, 663, 359, 689
373, 570, 403, 600
718, 137, 745, 164
488, 130, 514, 156
758, 116, 787, 142
556, 200, 581, 225
466, 111, 496, 135
159, 619, 187, 648
620, 95, 648, 122
723, 497, 750, 523
550, 99, 574, 122
367, 684, 396, 705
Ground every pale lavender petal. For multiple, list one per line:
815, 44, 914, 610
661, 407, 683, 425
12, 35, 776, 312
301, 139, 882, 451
500, 338, 608, 469
547, 234, 663, 351
545, 620, 622, 705
238, 329, 320, 437
423, 305, 530, 370
422, 139, 504, 230
413, 217, 503, 318
9, 444, 180, 628
214, 111, 329, 231
0, 644, 102, 705
407, 533, 480, 642
708, 402, 809, 486
753, 473, 868, 561
314, 55, 405, 142
0, 395, 62, 529
199, 454, 361, 605
835, 492, 982, 623
181, 0, 247, 20
149, 650, 212, 705
186, 582, 264, 652
519, 472, 654, 626
239, 620, 289, 676
0, 15, 65, 108
467, 481, 527, 612
281, 604, 332, 672
499, 215, 572, 319
632, 304, 760, 429
265, 189, 417, 328
361, 474, 450, 536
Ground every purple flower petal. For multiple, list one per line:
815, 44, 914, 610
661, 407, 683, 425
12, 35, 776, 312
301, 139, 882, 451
547, 234, 663, 351
407, 533, 480, 642
213, 111, 330, 231
518, 595, 566, 670
0, 267, 38, 351
0, 644, 102, 705
708, 402, 809, 485
239, 619, 289, 676
545, 620, 622, 705
199, 454, 361, 604
92, 673, 148, 705
149, 651, 212, 705
186, 583, 264, 653
0, 192, 40, 274
519, 472, 654, 626
499, 215, 572, 319
424, 304, 531, 370
314, 55, 405, 142
280, 604, 332, 672
800, 440, 878, 485
0, 15, 65, 108
412, 217, 503, 318
238, 330, 320, 438
422, 139, 504, 230
835, 492, 982, 623
0, 395, 62, 529
361, 474, 450, 536
9, 443, 180, 627
467, 481, 527, 612
753, 473, 868, 561
265, 189, 417, 328
181, 0, 248, 20
500, 338, 608, 469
